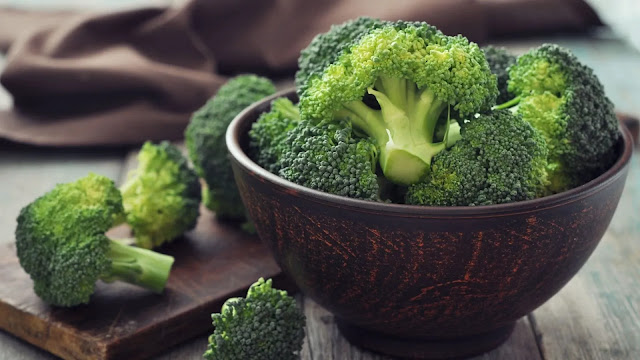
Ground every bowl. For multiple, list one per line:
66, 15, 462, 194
226, 89, 633, 359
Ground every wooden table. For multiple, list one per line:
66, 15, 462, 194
0, 33, 639, 359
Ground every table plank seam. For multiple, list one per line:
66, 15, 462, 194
527, 314, 546, 360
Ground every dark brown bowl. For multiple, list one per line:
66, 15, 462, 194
226, 89, 634, 359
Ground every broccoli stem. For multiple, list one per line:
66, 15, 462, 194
335, 75, 449, 185
101, 239, 174, 293
493, 96, 521, 110
445, 119, 462, 148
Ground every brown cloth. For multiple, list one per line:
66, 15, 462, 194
0, 0, 601, 146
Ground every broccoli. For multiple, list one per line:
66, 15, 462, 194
185, 75, 276, 220
15, 173, 174, 307
250, 98, 381, 201
203, 278, 306, 360
249, 98, 301, 173
495, 44, 620, 193
300, 21, 498, 185
120, 141, 201, 249
482, 45, 517, 104
406, 110, 549, 206
296, 16, 385, 96
279, 120, 381, 201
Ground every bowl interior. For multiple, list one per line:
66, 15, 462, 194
227, 88, 634, 218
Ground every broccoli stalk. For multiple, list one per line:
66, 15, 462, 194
16, 173, 174, 307
101, 240, 174, 293
493, 96, 521, 110
336, 76, 450, 185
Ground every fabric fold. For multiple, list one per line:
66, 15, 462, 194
0, 0, 601, 146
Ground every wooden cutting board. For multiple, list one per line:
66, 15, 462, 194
0, 207, 284, 360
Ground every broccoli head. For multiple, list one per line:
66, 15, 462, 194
15, 173, 174, 307
185, 75, 276, 219
120, 141, 201, 249
204, 278, 306, 360
278, 120, 381, 201
300, 22, 498, 185
296, 16, 385, 96
249, 97, 301, 173
498, 44, 620, 193
406, 110, 549, 206
250, 97, 381, 201
482, 45, 517, 104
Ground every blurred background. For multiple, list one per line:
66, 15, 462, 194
0, 0, 639, 146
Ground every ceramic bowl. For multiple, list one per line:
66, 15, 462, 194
226, 89, 633, 359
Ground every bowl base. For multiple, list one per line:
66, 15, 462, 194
336, 320, 516, 359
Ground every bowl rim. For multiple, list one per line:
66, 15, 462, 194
226, 88, 634, 218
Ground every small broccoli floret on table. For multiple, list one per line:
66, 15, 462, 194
15, 173, 174, 307
204, 278, 306, 360
185, 75, 276, 220
120, 141, 201, 249
406, 110, 549, 206
300, 22, 498, 185
296, 16, 385, 96
482, 45, 517, 104
496, 44, 620, 193
249, 97, 301, 173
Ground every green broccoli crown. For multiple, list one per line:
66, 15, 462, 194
204, 278, 306, 360
406, 110, 549, 206
482, 45, 516, 104
278, 120, 381, 201
121, 141, 201, 249
16, 174, 119, 306
300, 22, 498, 185
249, 97, 302, 173
16, 173, 174, 307
185, 75, 276, 219
506, 44, 620, 192
296, 17, 385, 96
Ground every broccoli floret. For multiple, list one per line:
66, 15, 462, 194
185, 75, 276, 220
249, 98, 301, 173
296, 17, 385, 96
249, 98, 381, 201
406, 110, 548, 206
279, 120, 381, 201
15, 173, 174, 307
482, 45, 517, 104
300, 22, 498, 185
203, 278, 305, 360
120, 141, 201, 249
496, 44, 620, 193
